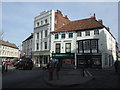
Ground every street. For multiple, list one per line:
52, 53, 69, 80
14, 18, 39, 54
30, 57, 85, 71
2, 66, 120, 89
2, 68, 56, 88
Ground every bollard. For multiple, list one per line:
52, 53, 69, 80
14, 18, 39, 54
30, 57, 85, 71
83, 68, 85, 77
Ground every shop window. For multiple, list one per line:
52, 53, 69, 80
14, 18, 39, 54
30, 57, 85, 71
56, 43, 60, 53
83, 40, 90, 50
66, 43, 71, 53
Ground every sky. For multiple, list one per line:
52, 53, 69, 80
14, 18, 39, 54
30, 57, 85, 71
1, 2, 118, 49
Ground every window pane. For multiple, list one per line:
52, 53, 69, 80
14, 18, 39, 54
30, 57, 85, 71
55, 34, 58, 39
85, 31, 90, 36
69, 33, 73, 38
66, 43, 71, 53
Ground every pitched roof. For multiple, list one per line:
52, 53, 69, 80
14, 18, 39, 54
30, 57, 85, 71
51, 17, 104, 33
23, 34, 33, 42
0, 40, 18, 49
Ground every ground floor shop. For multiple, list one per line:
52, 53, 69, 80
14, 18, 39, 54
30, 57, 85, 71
52, 53, 75, 69
32, 51, 50, 67
77, 54, 102, 69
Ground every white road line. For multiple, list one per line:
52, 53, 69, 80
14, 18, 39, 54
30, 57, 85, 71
86, 70, 92, 76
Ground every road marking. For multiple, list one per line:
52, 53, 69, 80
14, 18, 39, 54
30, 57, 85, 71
86, 70, 93, 76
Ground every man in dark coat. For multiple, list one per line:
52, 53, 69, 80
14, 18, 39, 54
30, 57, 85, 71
55, 60, 61, 80
47, 60, 54, 81
114, 60, 119, 73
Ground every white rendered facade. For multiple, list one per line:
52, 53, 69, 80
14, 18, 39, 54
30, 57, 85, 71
0, 41, 20, 62
33, 10, 55, 67
22, 34, 33, 58
51, 28, 116, 68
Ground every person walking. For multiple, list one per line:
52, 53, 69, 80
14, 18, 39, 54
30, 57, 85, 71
47, 60, 54, 81
114, 60, 119, 73
55, 60, 61, 80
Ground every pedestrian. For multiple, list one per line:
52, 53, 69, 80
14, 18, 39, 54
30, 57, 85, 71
55, 60, 61, 80
47, 60, 54, 81
114, 60, 119, 73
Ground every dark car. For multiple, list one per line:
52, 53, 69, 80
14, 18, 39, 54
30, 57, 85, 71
14, 58, 33, 70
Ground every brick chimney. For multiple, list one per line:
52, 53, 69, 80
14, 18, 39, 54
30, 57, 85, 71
64, 15, 68, 19
91, 13, 96, 19
98, 19, 103, 24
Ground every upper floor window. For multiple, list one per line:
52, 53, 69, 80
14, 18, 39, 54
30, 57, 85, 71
61, 34, 65, 39
41, 31, 43, 39
55, 34, 59, 39
37, 32, 39, 39
85, 31, 90, 36
45, 19, 48, 24
44, 42, 47, 49
56, 43, 60, 53
37, 22, 39, 27
77, 32, 82, 37
69, 33, 73, 38
41, 21, 43, 25
36, 43, 39, 50
45, 30, 48, 37
66, 43, 71, 53
94, 30, 99, 35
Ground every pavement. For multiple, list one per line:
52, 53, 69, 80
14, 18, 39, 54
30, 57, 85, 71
43, 68, 94, 87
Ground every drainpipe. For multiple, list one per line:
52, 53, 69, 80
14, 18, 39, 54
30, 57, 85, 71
74, 53, 77, 69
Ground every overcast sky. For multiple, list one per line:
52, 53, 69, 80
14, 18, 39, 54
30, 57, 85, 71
1, 2, 118, 48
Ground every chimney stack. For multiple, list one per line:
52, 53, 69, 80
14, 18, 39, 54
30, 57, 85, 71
106, 27, 110, 31
91, 13, 96, 19
98, 19, 103, 24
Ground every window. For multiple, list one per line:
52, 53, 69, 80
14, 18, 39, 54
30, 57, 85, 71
69, 33, 73, 38
37, 22, 39, 27
44, 42, 47, 49
55, 34, 59, 39
36, 43, 39, 50
56, 43, 60, 53
77, 32, 82, 37
66, 43, 71, 53
37, 33, 39, 39
85, 31, 90, 36
41, 42, 42, 50
83, 40, 90, 50
41, 21, 43, 25
94, 30, 99, 35
41, 31, 43, 39
61, 34, 65, 39
45, 19, 47, 24
91, 40, 97, 49
45, 30, 47, 37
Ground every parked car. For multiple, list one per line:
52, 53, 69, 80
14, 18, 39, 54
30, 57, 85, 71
14, 58, 33, 70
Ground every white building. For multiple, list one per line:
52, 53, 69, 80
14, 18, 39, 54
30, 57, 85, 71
33, 10, 70, 67
51, 15, 117, 69
22, 33, 33, 58
0, 40, 20, 62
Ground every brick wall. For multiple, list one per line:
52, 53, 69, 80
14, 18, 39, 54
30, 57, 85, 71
55, 10, 70, 30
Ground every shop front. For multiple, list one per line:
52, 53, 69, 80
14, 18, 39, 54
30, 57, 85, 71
77, 54, 102, 69
33, 51, 50, 67
52, 53, 75, 69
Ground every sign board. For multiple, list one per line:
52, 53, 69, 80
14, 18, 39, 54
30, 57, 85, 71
52, 53, 75, 59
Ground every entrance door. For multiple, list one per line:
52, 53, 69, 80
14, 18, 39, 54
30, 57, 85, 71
85, 56, 93, 68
